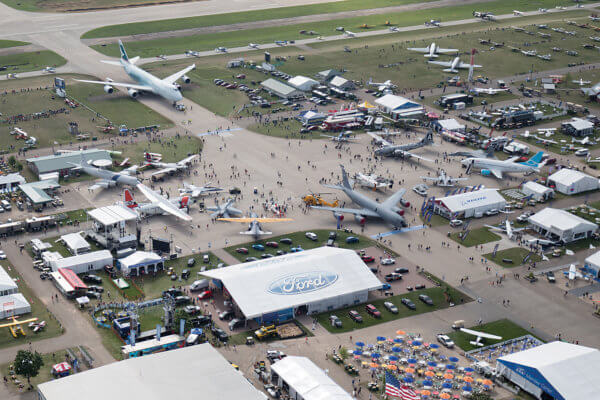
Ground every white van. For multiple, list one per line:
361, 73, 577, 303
190, 279, 209, 291
203, 254, 210, 263
1, 200, 11, 211
185, 333, 200, 346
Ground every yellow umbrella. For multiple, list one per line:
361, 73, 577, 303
440, 393, 451, 399
417, 369, 424, 374
378, 341, 385, 345
443, 374, 454, 380
430, 348, 437, 353
464, 377, 474, 383
381, 364, 388, 368
412, 346, 420, 350
425, 371, 435, 377
421, 390, 431, 396
396, 330, 406, 335
436, 372, 443, 377
476, 378, 484, 383
361, 361, 368, 366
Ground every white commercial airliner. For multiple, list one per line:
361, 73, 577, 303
76, 40, 195, 104
461, 151, 545, 179
407, 42, 459, 58
428, 56, 481, 73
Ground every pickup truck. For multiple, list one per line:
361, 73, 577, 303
385, 273, 403, 282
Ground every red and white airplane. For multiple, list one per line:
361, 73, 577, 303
124, 186, 192, 221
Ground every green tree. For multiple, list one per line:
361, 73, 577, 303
14, 350, 44, 384
7, 156, 16, 168
339, 346, 349, 360
174, 309, 193, 333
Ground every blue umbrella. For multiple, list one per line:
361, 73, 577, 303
392, 347, 402, 353
411, 340, 422, 346
423, 380, 433, 386
442, 382, 453, 389
438, 355, 447, 360
377, 336, 386, 341
449, 356, 459, 363
355, 342, 365, 347
464, 367, 474, 372
403, 377, 414, 383
427, 361, 437, 367
353, 350, 363, 356
428, 343, 439, 349
407, 358, 418, 364
389, 355, 399, 361
483, 384, 490, 389
462, 386, 473, 392
446, 364, 456, 370
405, 373, 413, 377
394, 338, 403, 344
371, 353, 381, 359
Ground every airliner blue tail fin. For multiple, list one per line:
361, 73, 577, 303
519, 151, 544, 167
118, 40, 129, 62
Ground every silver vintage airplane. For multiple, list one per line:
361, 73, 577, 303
148, 154, 198, 179
368, 131, 434, 160
218, 213, 293, 239
310, 165, 409, 228
69, 159, 140, 191
178, 182, 223, 198
407, 42, 459, 58
206, 198, 243, 218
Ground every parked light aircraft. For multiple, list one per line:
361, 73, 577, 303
321, 131, 357, 142
310, 165, 409, 228
428, 56, 481, 73
345, 31, 357, 38
135, 184, 192, 221
407, 42, 459, 58
147, 154, 198, 179
472, 87, 509, 95
124, 188, 190, 219
218, 213, 293, 239
485, 220, 525, 240
69, 159, 140, 191
573, 78, 592, 86
367, 78, 397, 92
206, 198, 243, 218
248, 43, 259, 49
420, 170, 468, 187
572, 136, 595, 145
76, 40, 195, 104
354, 172, 393, 191
215, 47, 227, 53
460, 328, 502, 347
0, 316, 38, 338
368, 131, 434, 160
461, 151, 545, 178
513, 10, 523, 15
185, 50, 200, 57
179, 182, 223, 198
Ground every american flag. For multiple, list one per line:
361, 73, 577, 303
398, 386, 419, 400
385, 371, 420, 400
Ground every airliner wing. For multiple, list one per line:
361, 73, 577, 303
310, 206, 380, 218
428, 60, 453, 67
163, 64, 196, 85
382, 188, 407, 208
136, 183, 192, 221
74, 79, 153, 92
407, 47, 429, 52
437, 48, 459, 53
151, 167, 176, 177
217, 218, 293, 223
88, 180, 110, 191
403, 152, 433, 162
178, 154, 198, 165
489, 168, 503, 179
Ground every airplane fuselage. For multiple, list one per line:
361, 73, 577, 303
462, 158, 536, 175
341, 187, 406, 227
122, 61, 183, 102
82, 165, 139, 186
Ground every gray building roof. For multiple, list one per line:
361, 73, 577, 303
27, 149, 111, 175
0, 173, 25, 187
19, 179, 60, 204
261, 78, 300, 98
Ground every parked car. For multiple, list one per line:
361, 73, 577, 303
365, 304, 382, 318
197, 290, 213, 300
385, 273, 403, 282
265, 241, 279, 248
0, 251, 7, 260
401, 298, 416, 310
345, 236, 359, 244
546, 271, 556, 283
184, 305, 202, 315
348, 310, 363, 323
361, 255, 375, 263
384, 301, 398, 314
181, 269, 191, 280
436, 334, 455, 348
485, 209, 499, 216
329, 315, 343, 328
162, 288, 183, 298
415, 284, 426, 290
82, 274, 102, 284
305, 232, 318, 241
211, 326, 229, 342
419, 294, 434, 306
264, 383, 279, 398
219, 310, 235, 320
229, 318, 246, 330
252, 244, 265, 251
87, 285, 104, 293
175, 295, 191, 306
191, 315, 212, 327
245, 257, 258, 262
381, 258, 395, 265
394, 267, 409, 274
280, 238, 293, 245
450, 219, 463, 227
187, 258, 196, 267
326, 238, 335, 247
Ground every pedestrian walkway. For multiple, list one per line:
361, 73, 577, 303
212, 248, 241, 265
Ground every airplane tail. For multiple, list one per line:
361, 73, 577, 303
519, 151, 544, 167
423, 131, 434, 144
179, 196, 190, 208
118, 40, 129, 62
340, 165, 352, 189
124, 189, 137, 208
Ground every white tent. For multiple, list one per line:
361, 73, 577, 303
0, 293, 31, 318
522, 181, 554, 202
528, 208, 598, 243
118, 251, 164, 277
547, 168, 600, 195
497, 341, 600, 400
271, 356, 352, 400
434, 188, 506, 219
61, 232, 91, 255
0, 265, 17, 296
288, 76, 319, 91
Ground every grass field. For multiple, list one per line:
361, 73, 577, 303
0, 74, 172, 151
0, 263, 63, 349
316, 284, 469, 333
447, 319, 535, 351
450, 227, 501, 248
1, 349, 70, 391
82, 0, 435, 38
484, 247, 542, 268
91, 2, 589, 58
0, 51, 66, 74
223, 229, 384, 262
114, 135, 202, 165
0, 40, 29, 49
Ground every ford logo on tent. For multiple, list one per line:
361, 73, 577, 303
268, 271, 338, 295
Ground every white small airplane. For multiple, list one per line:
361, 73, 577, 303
572, 136, 595, 145
428, 56, 481, 73
420, 170, 468, 187
556, 5, 566, 10
124, 188, 191, 219
354, 172, 393, 191
568, 264, 584, 280
526, 238, 558, 247
215, 47, 228, 53
345, 31, 357, 38
521, 49, 538, 56
460, 328, 502, 347
217, 213, 293, 239
11, 127, 28, 138
590, 36, 600, 42
147, 154, 198, 179
275, 40, 288, 46
178, 182, 223, 198
537, 128, 556, 137
389, 26, 400, 32
538, 54, 552, 61
248, 43, 259, 49
425, 19, 441, 27
43, 66, 56, 73
513, 10, 523, 15
76, 40, 195, 104
157, 54, 168, 60
320, 131, 357, 142
485, 220, 525, 240
135, 184, 192, 222
185, 50, 200, 57
572, 78, 592, 86
472, 87, 509, 95
407, 42, 459, 58
367, 78, 397, 92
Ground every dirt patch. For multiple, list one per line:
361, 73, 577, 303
276, 322, 304, 339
